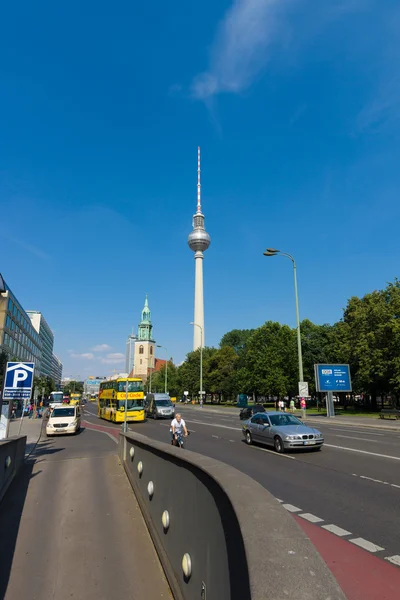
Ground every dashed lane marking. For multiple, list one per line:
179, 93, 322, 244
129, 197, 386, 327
385, 555, 400, 566
247, 445, 295, 459
212, 435, 219, 439
327, 428, 384, 436
299, 513, 324, 523
349, 538, 384, 553
324, 443, 400, 460
282, 503, 302, 513
185, 419, 240, 431
335, 434, 378, 443
352, 473, 400, 489
322, 524, 352, 537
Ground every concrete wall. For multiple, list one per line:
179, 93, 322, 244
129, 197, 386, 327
0, 436, 26, 503
120, 431, 346, 600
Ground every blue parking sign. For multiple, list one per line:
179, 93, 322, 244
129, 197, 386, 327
3, 362, 35, 400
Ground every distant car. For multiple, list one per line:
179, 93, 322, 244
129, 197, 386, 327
239, 404, 266, 420
46, 405, 81, 436
242, 411, 324, 453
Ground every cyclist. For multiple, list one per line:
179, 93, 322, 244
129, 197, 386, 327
170, 413, 188, 445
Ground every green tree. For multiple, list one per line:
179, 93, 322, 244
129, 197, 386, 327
300, 320, 335, 394
0, 349, 9, 390
62, 380, 83, 395
242, 321, 297, 397
220, 329, 255, 355
207, 346, 238, 401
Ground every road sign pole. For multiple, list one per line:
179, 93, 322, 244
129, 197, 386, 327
327, 391, 335, 418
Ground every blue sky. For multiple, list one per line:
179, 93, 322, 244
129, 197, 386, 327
1, 0, 399, 378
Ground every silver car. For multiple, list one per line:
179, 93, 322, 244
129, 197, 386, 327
242, 411, 324, 453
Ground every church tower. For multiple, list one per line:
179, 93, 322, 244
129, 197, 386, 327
133, 295, 155, 380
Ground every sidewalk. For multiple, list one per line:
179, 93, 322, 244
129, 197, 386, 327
8, 416, 44, 456
183, 403, 400, 431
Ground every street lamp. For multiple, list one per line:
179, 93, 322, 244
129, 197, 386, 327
157, 345, 168, 393
190, 322, 203, 403
263, 248, 304, 384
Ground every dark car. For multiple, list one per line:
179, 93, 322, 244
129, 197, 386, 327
239, 404, 266, 420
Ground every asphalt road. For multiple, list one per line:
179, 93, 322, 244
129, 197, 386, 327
83, 402, 400, 568
0, 421, 171, 600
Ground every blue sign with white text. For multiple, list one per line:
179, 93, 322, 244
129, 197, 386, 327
315, 364, 352, 392
4, 362, 35, 400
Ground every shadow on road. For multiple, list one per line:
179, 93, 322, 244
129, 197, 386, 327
0, 460, 34, 599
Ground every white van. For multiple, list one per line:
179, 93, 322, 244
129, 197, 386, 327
46, 405, 81, 436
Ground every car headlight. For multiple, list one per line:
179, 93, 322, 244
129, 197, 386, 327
69, 420, 77, 427
286, 435, 301, 440
316, 433, 323, 439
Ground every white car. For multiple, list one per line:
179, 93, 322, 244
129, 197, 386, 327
46, 405, 81, 436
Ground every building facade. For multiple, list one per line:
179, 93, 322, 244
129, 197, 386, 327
0, 282, 42, 374
133, 296, 155, 381
26, 311, 54, 378
188, 147, 210, 350
125, 331, 136, 374
51, 354, 63, 387
84, 376, 106, 397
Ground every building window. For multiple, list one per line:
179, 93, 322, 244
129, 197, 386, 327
150, 346, 153, 355
139, 345, 144, 354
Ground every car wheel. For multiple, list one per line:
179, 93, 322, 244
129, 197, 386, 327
245, 430, 252, 445
154, 412, 158, 420
274, 436, 285, 453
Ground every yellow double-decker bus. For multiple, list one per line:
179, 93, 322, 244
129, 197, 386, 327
98, 377, 145, 423
70, 393, 81, 406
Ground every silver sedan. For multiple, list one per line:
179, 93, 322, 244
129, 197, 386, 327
242, 411, 324, 453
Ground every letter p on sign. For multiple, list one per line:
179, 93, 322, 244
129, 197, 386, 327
13, 369, 28, 388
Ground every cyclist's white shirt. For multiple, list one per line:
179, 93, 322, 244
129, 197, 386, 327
171, 418, 186, 433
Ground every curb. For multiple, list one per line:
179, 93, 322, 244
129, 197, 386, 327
25, 419, 46, 460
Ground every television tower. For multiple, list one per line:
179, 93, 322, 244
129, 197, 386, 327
188, 147, 211, 350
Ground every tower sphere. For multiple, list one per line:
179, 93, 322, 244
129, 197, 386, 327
188, 227, 210, 253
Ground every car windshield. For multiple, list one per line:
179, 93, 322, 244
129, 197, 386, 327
118, 400, 144, 410
155, 400, 171, 406
52, 408, 75, 418
269, 414, 303, 427
118, 381, 143, 392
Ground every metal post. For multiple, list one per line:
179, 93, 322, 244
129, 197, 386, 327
123, 380, 128, 432
200, 328, 203, 403
165, 356, 168, 394
293, 260, 304, 383
327, 391, 335, 418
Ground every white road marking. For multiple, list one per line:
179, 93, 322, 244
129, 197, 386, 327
299, 513, 324, 523
282, 503, 302, 513
385, 555, 400, 567
349, 538, 384, 553
248, 445, 295, 460
324, 444, 400, 461
327, 428, 384, 436
229, 439, 235, 442
212, 435, 219, 439
186, 419, 241, 431
276, 499, 284, 503
351, 473, 400, 489
335, 434, 378, 443
322, 524, 352, 537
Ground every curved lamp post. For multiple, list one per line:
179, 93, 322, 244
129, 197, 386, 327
263, 248, 304, 384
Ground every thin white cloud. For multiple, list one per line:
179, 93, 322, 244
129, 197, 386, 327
91, 344, 112, 352
70, 352, 94, 360
3, 233, 50, 260
191, 0, 286, 100
100, 352, 125, 365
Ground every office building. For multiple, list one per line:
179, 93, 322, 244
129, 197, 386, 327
133, 296, 155, 381
125, 330, 136, 374
51, 354, 63, 387
84, 376, 106, 397
188, 147, 210, 350
26, 311, 54, 378
0, 279, 42, 374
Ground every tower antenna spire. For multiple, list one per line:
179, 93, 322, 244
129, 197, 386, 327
197, 146, 201, 214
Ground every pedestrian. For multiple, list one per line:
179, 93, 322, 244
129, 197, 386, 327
289, 399, 295, 413
28, 403, 33, 418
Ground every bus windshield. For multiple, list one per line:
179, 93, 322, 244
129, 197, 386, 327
50, 392, 63, 403
118, 399, 144, 410
117, 381, 143, 393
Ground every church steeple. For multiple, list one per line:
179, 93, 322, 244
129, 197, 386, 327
138, 295, 153, 341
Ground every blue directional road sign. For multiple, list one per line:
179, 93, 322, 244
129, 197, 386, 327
3, 362, 35, 400
314, 364, 352, 393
